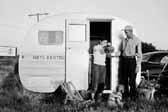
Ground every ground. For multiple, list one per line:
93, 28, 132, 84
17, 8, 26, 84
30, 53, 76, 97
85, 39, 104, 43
0, 56, 168, 112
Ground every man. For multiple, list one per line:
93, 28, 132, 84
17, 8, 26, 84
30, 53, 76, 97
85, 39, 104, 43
120, 25, 142, 98
91, 40, 113, 100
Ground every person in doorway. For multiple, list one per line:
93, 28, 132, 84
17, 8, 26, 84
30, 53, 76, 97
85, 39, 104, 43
120, 25, 142, 99
91, 40, 114, 101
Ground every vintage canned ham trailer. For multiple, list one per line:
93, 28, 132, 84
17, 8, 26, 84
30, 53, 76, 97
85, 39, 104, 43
19, 13, 141, 93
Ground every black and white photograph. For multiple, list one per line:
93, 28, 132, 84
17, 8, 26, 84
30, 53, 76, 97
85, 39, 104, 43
0, 0, 168, 111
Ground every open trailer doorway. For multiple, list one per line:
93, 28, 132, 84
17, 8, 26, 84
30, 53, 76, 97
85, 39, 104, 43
89, 21, 112, 90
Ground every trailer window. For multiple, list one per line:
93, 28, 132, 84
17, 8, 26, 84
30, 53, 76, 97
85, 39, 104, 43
38, 31, 63, 45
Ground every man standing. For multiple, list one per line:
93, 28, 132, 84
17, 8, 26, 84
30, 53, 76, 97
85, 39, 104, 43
120, 25, 142, 98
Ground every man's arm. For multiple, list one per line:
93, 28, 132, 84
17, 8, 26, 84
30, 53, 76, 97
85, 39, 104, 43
136, 40, 142, 65
136, 39, 142, 73
114, 39, 124, 57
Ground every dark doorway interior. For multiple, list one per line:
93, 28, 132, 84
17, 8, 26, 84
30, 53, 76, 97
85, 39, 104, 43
89, 21, 111, 89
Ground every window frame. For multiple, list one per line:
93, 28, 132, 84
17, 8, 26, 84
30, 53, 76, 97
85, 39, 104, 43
38, 30, 64, 45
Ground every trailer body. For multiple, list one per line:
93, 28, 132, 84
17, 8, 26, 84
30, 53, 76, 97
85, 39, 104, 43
19, 13, 141, 93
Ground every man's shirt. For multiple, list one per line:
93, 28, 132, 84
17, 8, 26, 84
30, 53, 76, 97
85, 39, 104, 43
121, 35, 142, 66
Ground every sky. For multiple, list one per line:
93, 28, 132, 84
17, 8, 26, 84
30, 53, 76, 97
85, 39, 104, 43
0, 0, 168, 50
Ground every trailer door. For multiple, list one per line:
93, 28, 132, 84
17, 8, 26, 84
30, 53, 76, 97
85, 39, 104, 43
65, 19, 89, 90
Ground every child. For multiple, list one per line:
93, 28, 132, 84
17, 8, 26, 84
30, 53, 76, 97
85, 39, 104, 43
107, 85, 124, 108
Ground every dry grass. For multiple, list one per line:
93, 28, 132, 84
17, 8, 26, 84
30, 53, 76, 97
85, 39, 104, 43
0, 56, 168, 112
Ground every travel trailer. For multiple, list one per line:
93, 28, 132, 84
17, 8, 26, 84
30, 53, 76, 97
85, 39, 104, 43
19, 13, 141, 93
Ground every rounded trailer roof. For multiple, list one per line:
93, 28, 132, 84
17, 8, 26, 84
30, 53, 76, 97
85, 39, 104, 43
36, 12, 133, 25
21, 12, 138, 53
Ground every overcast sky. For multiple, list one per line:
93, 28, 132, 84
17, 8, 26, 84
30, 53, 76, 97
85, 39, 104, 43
0, 0, 168, 50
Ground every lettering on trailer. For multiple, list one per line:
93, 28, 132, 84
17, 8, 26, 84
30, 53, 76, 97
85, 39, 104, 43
32, 55, 64, 60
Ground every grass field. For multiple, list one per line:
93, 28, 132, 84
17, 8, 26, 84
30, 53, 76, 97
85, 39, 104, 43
0, 56, 168, 112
